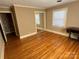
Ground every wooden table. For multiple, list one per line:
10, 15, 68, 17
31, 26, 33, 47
67, 27, 79, 39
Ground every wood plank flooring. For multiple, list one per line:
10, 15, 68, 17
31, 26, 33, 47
4, 31, 79, 59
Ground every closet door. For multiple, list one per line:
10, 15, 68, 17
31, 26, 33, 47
0, 15, 7, 42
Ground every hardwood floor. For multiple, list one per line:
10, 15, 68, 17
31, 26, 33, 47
5, 31, 79, 59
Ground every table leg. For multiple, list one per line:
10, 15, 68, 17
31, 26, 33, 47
69, 32, 71, 38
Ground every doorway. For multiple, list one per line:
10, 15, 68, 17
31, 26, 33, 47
35, 11, 46, 33
0, 13, 17, 42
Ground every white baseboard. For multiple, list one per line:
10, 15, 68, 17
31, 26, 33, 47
37, 27, 68, 37
20, 28, 74, 39
6, 31, 14, 34
37, 27, 44, 30
44, 29, 68, 37
20, 32, 37, 39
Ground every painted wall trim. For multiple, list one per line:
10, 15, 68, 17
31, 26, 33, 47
0, 11, 11, 13
44, 29, 68, 37
20, 32, 37, 39
13, 4, 44, 9
0, 6, 9, 8
34, 11, 46, 13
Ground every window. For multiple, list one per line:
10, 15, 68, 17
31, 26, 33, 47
35, 13, 40, 25
52, 8, 68, 28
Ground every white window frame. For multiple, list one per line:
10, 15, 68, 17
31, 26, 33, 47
52, 8, 68, 28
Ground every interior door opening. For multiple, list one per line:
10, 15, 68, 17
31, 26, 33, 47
35, 12, 46, 33
0, 13, 18, 43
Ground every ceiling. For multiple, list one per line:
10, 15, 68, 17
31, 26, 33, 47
0, 0, 77, 9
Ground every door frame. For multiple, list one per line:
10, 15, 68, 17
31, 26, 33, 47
0, 11, 19, 42
34, 11, 46, 30
0, 24, 7, 43
0, 10, 11, 42
0, 17, 7, 42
